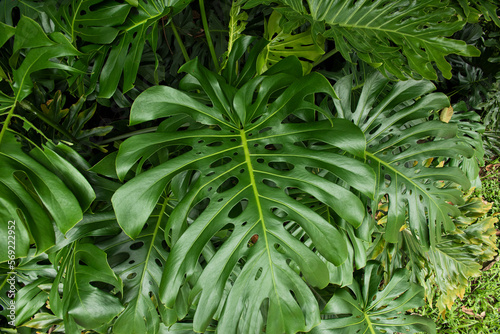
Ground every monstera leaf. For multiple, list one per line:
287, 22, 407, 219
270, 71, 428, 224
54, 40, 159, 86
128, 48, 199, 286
311, 261, 436, 334
257, 11, 324, 75
112, 57, 376, 333
0, 131, 95, 262
333, 72, 476, 247
97, 201, 175, 334
49, 243, 124, 333
248, 0, 480, 80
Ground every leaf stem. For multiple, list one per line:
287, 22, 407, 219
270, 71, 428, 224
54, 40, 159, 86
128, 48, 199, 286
171, 22, 190, 63
17, 100, 80, 143
199, 0, 220, 71
0, 104, 16, 148
100, 126, 158, 144
312, 48, 338, 68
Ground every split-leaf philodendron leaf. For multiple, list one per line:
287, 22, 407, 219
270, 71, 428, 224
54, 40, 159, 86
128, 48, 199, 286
311, 261, 436, 334
333, 72, 476, 248
112, 57, 377, 333
257, 0, 481, 80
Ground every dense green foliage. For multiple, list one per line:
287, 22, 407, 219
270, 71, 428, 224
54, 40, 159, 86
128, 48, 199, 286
0, 1, 499, 333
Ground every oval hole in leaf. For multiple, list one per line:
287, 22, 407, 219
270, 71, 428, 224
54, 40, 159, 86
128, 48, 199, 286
130, 242, 144, 250
254, 267, 263, 280
217, 176, 239, 193
207, 141, 223, 147
228, 199, 248, 219
268, 161, 294, 171
127, 273, 137, 280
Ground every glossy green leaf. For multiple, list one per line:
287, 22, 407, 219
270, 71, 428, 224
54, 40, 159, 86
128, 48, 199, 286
98, 0, 194, 97
9, 17, 81, 102
15, 277, 51, 325
44, 0, 132, 44
0, 22, 15, 48
49, 243, 124, 332
0, 132, 95, 262
334, 72, 475, 247
113, 58, 376, 333
99, 198, 173, 334
273, 0, 480, 79
257, 11, 324, 75
311, 261, 436, 334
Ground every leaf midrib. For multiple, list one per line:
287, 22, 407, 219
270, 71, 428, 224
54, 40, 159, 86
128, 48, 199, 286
240, 129, 283, 317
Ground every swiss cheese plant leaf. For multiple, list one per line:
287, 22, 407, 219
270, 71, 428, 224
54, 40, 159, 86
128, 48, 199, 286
112, 57, 376, 333
267, 0, 480, 79
49, 243, 124, 333
257, 11, 324, 75
333, 72, 475, 247
98, 0, 193, 97
311, 261, 436, 334
0, 132, 95, 262
43, 0, 132, 44
98, 199, 174, 334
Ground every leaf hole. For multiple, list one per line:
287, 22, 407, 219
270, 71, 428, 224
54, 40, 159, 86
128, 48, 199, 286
254, 267, 263, 280
130, 241, 145, 250
207, 141, 223, 147
228, 199, 248, 219
259, 127, 272, 133
155, 259, 163, 268
257, 158, 265, 163
217, 176, 239, 193
127, 273, 137, 280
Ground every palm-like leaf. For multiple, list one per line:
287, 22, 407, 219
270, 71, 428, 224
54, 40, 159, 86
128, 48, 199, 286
0, 132, 95, 262
112, 57, 376, 333
49, 243, 124, 333
254, 0, 480, 80
311, 261, 436, 334
333, 72, 476, 247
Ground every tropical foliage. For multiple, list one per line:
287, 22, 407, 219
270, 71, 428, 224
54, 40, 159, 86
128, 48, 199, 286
0, 0, 498, 333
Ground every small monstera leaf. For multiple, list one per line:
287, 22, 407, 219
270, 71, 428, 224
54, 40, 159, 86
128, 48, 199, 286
49, 243, 124, 333
311, 261, 436, 334
0, 131, 95, 262
43, 0, 132, 44
257, 11, 324, 75
98, 0, 193, 97
257, 0, 480, 80
112, 57, 376, 333
97, 201, 174, 334
333, 72, 476, 247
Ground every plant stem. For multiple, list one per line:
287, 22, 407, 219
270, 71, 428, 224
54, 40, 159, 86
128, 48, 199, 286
18, 100, 80, 143
199, 0, 220, 71
312, 48, 338, 68
0, 104, 16, 147
100, 126, 158, 144
171, 22, 190, 63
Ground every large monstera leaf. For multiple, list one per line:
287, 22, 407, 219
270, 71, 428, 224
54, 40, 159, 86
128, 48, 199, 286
112, 57, 376, 333
247, 0, 480, 80
311, 261, 436, 334
333, 72, 475, 247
